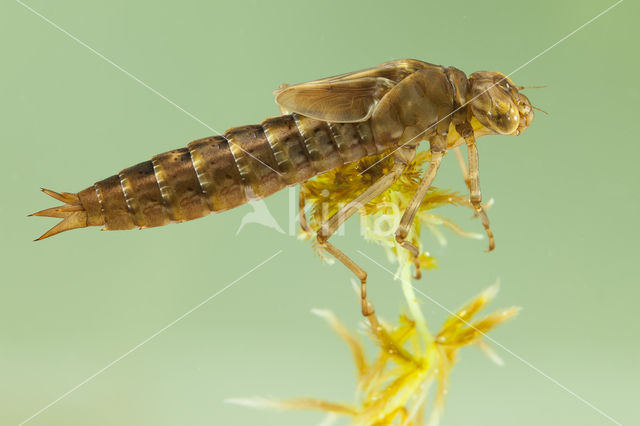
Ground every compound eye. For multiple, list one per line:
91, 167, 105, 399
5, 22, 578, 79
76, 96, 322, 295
490, 96, 519, 134
471, 84, 519, 135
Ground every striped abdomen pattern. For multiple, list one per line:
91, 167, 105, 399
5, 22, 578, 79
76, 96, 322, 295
75, 114, 391, 231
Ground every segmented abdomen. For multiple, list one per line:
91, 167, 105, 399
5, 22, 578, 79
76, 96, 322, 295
76, 114, 388, 231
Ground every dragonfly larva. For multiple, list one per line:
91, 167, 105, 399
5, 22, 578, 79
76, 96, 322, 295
33, 58, 535, 315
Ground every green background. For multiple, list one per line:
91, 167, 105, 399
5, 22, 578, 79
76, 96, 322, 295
1, 0, 637, 425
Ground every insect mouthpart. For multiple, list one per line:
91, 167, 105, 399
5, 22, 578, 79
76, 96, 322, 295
514, 93, 534, 136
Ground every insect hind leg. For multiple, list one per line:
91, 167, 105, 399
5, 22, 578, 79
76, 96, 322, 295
299, 192, 370, 314
308, 145, 417, 316
394, 140, 446, 275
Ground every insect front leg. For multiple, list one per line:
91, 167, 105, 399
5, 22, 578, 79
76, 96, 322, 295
315, 144, 418, 316
456, 122, 495, 251
453, 146, 472, 192
394, 139, 446, 278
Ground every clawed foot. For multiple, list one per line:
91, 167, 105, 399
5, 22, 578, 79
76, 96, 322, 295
395, 236, 422, 279
472, 204, 495, 252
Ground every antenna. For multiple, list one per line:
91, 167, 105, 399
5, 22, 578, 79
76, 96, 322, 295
532, 105, 549, 115
517, 85, 547, 90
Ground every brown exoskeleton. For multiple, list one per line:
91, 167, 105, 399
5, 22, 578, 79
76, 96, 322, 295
33, 59, 535, 316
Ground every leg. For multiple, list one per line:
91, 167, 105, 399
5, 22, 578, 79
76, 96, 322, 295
298, 191, 313, 236
454, 145, 494, 218
394, 143, 446, 272
300, 191, 347, 267
453, 146, 471, 192
315, 144, 418, 316
456, 123, 495, 251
